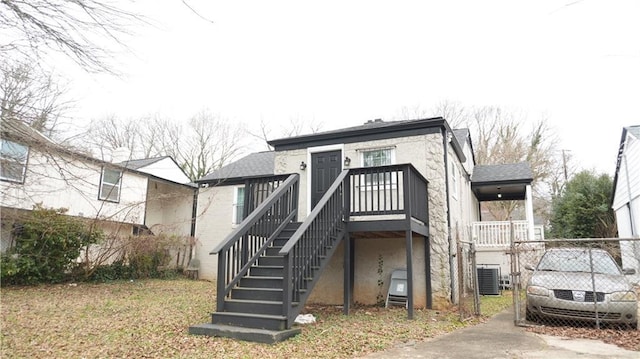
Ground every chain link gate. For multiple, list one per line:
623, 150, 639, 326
511, 238, 639, 330
455, 238, 480, 321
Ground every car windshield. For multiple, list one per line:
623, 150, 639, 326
536, 249, 622, 275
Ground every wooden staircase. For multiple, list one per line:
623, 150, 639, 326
190, 171, 349, 343
210, 222, 301, 332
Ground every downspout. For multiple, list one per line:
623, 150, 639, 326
190, 186, 199, 261
442, 127, 456, 302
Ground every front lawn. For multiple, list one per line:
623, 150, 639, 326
1, 279, 511, 358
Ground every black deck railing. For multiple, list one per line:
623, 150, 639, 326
210, 174, 299, 312
279, 170, 350, 326
209, 164, 428, 327
348, 164, 428, 223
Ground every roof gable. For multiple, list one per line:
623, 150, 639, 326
119, 157, 167, 170
120, 156, 191, 184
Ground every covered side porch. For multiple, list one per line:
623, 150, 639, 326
470, 163, 536, 280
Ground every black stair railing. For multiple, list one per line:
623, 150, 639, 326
279, 169, 350, 326
210, 174, 299, 312
347, 164, 428, 223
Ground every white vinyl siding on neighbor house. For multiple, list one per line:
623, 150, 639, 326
0, 139, 29, 183
232, 186, 245, 225
99, 168, 122, 202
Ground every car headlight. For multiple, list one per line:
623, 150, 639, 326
527, 285, 549, 297
610, 291, 638, 302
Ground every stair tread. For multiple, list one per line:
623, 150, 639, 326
233, 287, 305, 293
226, 298, 298, 305
234, 287, 283, 292
227, 298, 282, 304
214, 311, 287, 320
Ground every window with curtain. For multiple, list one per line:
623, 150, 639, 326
0, 139, 29, 183
361, 148, 394, 186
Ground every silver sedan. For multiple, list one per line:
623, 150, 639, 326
525, 247, 637, 327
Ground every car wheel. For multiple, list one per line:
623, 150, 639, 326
525, 308, 538, 323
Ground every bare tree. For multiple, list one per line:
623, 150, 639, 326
473, 108, 558, 220
1, 0, 143, 74
247, 117, 324, 151
1, 60, 72, 138
175, 110, 244, 181
425, 101, 561, 222
429, 100, 469, 128
82, 110, 244, 181
84, 115, 140, 160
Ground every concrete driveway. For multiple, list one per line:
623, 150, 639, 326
359, 309, 638, 359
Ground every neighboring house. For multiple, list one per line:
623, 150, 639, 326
190, 117, 535, 341
0, 118, 196, 263
612, 125, 640, 274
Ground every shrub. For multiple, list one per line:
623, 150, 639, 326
1, 205, 103, 285
126, 234, 182, 279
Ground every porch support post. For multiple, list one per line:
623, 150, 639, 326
406, 230, 414, 319
425, 235, 432, 309
525, 184, 534, 241
343, 233, 353, 315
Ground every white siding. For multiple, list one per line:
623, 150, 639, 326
613, 129, 640, 273
193, 185, 236, 280
613, 130, 640, 212
0, 149, 147, 224
145, 180, 194, 237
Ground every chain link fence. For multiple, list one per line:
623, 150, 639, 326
453, 239, 480, 321
511, 238, 640, 330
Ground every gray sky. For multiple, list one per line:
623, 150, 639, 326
60, 0, 639, 175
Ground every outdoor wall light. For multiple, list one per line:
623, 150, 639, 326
344, 156, 351, 167
300, 161, 307, 170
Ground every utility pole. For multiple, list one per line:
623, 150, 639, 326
561, 149, 570, 182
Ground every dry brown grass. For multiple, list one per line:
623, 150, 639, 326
1, 279, 511, 358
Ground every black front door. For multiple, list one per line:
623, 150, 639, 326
311, 150, 342, 208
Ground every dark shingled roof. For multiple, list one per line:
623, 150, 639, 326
197, 151, 276, 182
471, 162, 533, 201
268, 117, 447, 148
270, 118, 415, 143
471, 162, 533, 184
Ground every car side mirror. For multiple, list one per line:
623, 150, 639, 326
524, 264, 535, 271
623, 268, 636, 275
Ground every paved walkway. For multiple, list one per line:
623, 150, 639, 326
359, 309, 639, 359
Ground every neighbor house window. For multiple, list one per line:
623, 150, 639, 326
451, 162, 459, 200
0, 139, 29, 183
361, 148, 395, 186
232, 186, 245, 225
99, 167, 122, 202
